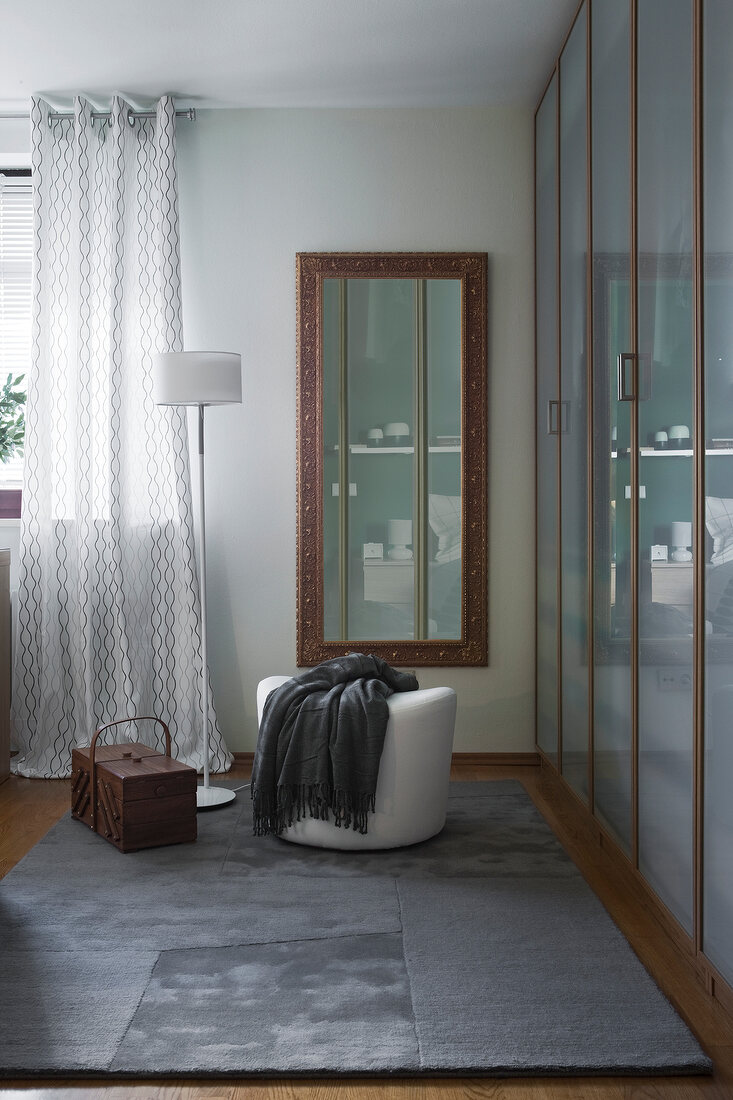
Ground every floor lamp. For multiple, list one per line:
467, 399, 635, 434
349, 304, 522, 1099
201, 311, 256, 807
153, 351, 242, 810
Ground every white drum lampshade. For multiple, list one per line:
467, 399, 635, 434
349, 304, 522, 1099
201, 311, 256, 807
153, 351, 242, 406
670, 521, 692, 549
388, 519, 412, 546
387, 518, 413, 560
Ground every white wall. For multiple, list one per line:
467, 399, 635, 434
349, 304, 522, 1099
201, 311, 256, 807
177, 107, 536, 753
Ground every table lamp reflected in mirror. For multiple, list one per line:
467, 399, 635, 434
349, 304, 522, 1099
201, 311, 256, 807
387, 519, 413, 560
670, 521, 693, 563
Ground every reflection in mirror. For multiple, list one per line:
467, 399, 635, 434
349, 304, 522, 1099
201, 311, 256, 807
297, 253, 487, 667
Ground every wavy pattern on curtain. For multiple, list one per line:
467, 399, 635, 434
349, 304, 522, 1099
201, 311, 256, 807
11, 95, 232, 778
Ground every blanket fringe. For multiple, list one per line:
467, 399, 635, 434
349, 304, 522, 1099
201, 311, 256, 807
251, 783, 376, 837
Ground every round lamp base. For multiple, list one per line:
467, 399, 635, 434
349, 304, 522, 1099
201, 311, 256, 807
197, 784, 237, 811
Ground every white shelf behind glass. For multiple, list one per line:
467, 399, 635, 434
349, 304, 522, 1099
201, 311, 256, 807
611, 448, 733, 458
640, 448, 694, 457
329, 444, 461, 455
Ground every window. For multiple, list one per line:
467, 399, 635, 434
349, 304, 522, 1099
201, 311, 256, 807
0, 170, 31, 518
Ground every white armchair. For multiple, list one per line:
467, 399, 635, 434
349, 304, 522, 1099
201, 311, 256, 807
256, 676, 457, 850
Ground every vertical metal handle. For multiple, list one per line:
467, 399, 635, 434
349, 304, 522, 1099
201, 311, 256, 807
617, 353, 636, 401
547, 399, 560, 435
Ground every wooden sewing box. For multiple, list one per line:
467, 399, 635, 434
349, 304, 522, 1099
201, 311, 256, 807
71, 717, 197, 852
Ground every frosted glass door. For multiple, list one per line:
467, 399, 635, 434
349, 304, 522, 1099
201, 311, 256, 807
591, 0, 632, 853
636, 0, 694, 934
703, 0, 733, 989
559, 6, 589, 801
535, 74, 559, 764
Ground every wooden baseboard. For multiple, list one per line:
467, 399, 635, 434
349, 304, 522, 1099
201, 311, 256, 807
233, 751, 540, 768
452, 752, 540, 767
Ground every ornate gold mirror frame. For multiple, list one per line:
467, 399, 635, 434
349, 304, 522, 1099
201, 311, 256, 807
296, 252, 488, 666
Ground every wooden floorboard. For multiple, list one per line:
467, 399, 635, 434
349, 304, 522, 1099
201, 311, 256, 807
0, 762, 731, 1098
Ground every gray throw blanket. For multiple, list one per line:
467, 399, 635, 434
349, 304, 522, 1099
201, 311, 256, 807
251, 653, 419, 837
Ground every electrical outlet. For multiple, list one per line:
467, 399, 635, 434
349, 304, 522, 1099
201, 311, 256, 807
657, 668, 692, 691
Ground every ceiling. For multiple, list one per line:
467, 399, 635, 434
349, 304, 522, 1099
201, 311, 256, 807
0, 0, 577, 113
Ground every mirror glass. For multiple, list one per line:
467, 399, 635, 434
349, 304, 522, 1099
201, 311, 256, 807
297, 253, 488, 666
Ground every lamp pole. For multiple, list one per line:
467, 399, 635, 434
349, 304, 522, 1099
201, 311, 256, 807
196, 401, 235, 809
199, 404, 210, 790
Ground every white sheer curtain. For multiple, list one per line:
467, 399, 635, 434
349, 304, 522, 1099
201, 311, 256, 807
11, 95, 232, 778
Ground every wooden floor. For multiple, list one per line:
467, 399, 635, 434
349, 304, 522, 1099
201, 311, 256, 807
0, 761, 732, 1099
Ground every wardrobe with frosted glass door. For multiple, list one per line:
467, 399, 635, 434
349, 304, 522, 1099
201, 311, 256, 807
535, 0, 733, 1015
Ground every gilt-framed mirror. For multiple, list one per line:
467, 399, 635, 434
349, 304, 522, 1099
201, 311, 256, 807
296, 252, 488, 667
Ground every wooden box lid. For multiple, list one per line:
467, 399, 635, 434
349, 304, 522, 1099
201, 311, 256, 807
99, 753, 196, 786
98, 756, 197, 806
73, 741, 161, 765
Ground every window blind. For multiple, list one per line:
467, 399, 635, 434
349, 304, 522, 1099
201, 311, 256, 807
0, 175, 32, 490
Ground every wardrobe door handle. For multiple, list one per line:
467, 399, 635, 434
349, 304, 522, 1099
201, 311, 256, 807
547, 400, 560, 435
617, 353, 636, 402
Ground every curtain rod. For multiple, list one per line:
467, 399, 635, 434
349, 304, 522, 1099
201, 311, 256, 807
0, 107, 196, 122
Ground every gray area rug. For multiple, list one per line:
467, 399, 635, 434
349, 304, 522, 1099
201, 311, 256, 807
0, 780, 712, 1078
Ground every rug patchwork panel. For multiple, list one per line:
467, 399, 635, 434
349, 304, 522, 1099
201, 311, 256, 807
0, 951, 159, 1074
111, 934, 420, 1074
0, 780, 713, 1077
398, 877, 710, 1074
